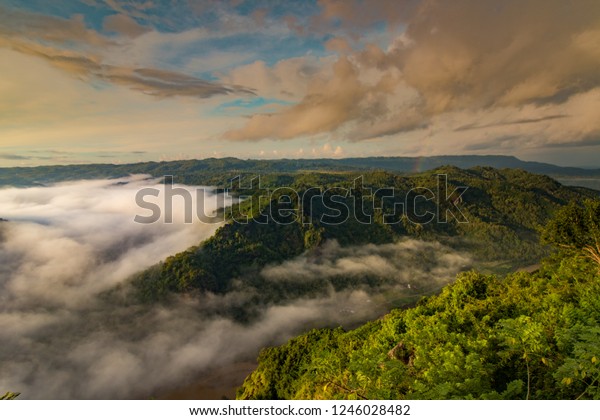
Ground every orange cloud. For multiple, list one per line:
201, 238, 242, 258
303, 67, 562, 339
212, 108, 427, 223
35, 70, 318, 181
225, 0, 600, 147
325, 37, 352, 53
223, 57, 366, 140
102, 14, 150, 38
0, 6, 254, 100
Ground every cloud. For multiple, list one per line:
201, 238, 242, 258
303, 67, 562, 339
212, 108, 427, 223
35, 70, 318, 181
399, 0, 600, 111
223, 57, 367, 140
3, 39, 254, 99
4, 1, 599, 163
101, 0, 156, 21
0, 49, 251, 159
0, 5, 254, 100
261, 239, 471, 294
311, 0, 418, 36
223, 0, 600, 148
357, 86, 600, 159
0, 176, 228, 307
444, 88, 600, 150
0, 177, 471, 398
454, 115, 568, 132
0, 5, 114, 49
218, 55, 335, 101
222, 54, 428, 142
112, 67, 254, 98
0, 154, 30, 161
325, 37, 352, 53
102, 13, 150, 38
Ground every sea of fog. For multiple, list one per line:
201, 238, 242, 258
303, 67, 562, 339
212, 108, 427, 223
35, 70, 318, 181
0, 176, 470, 399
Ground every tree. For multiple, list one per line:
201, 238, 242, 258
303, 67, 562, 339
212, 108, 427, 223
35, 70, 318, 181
499, 316, 550, 400
542, 200, 600, 267
555, 327, 600, 399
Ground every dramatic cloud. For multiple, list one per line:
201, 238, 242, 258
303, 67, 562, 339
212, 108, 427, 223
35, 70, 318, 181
223, 57, 367, 141
3, 1, 600, 166
0, 176, 227, 306
2, 39, 254, 99
224, 0, 600, 150
0, 5, 253, 100
218, 56, 335, 101
400, 0, 600, 111
0, 178, 470, 399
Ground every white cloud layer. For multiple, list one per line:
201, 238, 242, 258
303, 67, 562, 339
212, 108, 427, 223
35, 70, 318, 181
0, 176, 224, 308
0, 177, 470, 399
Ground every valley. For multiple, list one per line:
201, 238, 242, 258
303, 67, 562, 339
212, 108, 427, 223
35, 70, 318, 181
1, 158, 598, 399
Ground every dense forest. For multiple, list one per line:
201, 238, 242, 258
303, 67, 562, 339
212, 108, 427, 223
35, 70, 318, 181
3, 161, 599, 399
130, 167, 598, 315
237, 200, 600, 399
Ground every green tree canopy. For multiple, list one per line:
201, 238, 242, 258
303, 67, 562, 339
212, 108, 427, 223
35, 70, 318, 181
542, 199, 600, 266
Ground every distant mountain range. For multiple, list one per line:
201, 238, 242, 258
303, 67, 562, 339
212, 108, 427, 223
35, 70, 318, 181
332, 155, 600, 176
1, 155, 599, 187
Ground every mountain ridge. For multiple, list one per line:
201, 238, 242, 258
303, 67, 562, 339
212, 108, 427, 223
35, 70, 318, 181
129, 166, 599, 315
1, 155, 599, 187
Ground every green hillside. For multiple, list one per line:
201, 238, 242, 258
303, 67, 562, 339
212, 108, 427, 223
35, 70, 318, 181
131, 167, 598, 313
237, 200, 600, 400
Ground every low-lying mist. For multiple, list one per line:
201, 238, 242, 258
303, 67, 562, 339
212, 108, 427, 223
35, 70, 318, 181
0, 177, 471, 399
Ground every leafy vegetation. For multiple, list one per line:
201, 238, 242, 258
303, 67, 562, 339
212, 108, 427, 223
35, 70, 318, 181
542, 199, 600, 266
130, 167, 598, 305
2, 158, 599, 399
0, 392, 20, 400
237, 201, 600, 400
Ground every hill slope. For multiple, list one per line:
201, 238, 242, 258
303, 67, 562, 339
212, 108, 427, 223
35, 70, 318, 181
131, 167, 598, 314
237, 200, 600, 400
237, 249, 600, 400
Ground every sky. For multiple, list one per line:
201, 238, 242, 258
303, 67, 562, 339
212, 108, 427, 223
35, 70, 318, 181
1, 0, 599, 167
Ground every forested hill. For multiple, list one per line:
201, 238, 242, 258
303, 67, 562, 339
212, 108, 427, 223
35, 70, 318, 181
1, 155, 599, 187
237, 200, 600, 400
131, 167, 599, 311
